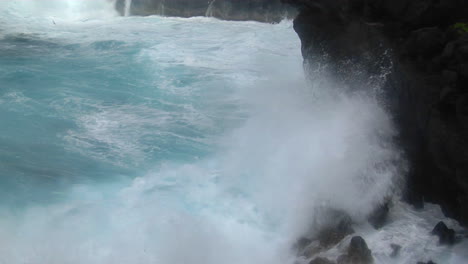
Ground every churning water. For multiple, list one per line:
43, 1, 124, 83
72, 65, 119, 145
0, 1, 466, 263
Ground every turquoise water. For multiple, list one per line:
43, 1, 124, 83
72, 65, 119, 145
0, 13, 278, 205
0, 3, 307, 262
0, 1, 466, 264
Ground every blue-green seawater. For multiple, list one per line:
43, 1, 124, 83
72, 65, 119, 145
1, 2, 466, 264
0, 13, 298, 206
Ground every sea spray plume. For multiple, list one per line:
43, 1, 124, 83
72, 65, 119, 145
0, 2, 405, 263
0, 40, 402, 264
0, 0, 118, 21
221, 58, 404, 240
0, 12, 301, 264
0, 78, 402, 264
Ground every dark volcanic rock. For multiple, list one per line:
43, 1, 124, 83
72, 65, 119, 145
283, 0, 468, 226
337, 236, 373, 264
348, 236, 372, 258
368, 202, 390, 229
405, 27, 446, 58
431, 221, 456, 245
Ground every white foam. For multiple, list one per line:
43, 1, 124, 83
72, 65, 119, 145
0, 6, 461, 264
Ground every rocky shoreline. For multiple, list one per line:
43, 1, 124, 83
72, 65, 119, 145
282, 0, 468, 228
293, 202, 465, 263
124, 0, 468, 227
279, 1, 468, 262
111, 0, 468, 262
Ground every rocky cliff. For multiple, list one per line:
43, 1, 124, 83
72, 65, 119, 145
115, 0, 295, 22
282, 0, 468, 226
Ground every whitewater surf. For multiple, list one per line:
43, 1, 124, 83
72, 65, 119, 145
0, 1, 466, 263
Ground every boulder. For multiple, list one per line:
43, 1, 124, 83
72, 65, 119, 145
337, 236, 373, 264
431, 221, 456, 245
367, 202, 390, 229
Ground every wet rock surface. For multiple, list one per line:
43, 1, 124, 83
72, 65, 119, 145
337, 236, 373, 264
367, 201, 390, 229
282, 0, 468, 227
296, 210, 355, 259
431, 221, 456, 245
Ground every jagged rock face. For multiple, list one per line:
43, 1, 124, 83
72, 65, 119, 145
337, 236, 373, 264
282, 0, 468, 226
115, 0, 295, 22
431, 221, 456, 245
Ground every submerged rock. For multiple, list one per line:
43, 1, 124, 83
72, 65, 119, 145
390, 243, 401, 258
431, 221, 456, 245
337, 236, 373, 264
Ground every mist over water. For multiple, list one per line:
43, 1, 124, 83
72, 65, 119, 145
0, 0, 117, 21
124, 0, 132, 16
0, 1, 465, 264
